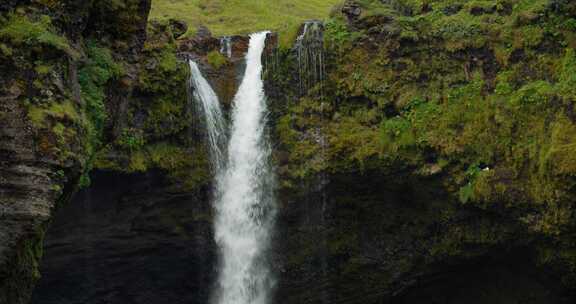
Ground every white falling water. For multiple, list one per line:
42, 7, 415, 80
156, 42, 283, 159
295, 21, 324, 97
214, 31, 276, 304
220, 36, 233, 58
188, 60, 227, 170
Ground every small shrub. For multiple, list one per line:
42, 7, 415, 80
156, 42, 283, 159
379, 116, 415, 153
117, 128, 146, 151
458, 164, 482, 203
324, 18, 362, 50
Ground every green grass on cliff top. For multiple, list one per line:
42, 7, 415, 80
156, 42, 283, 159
150, 0, 342, 37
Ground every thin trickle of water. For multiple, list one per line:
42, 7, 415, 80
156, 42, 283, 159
295, 21, 325, 97
214, 31, 276, 304
220, 36, 233, 58
188, 60, 227, 171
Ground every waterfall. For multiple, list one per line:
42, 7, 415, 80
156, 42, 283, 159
214, 31, 276, 304
188, 60, 227, 171
220, 36, 233, 58
295, 21, 325, 97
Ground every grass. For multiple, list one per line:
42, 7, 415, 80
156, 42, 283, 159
150, 0, 342, 37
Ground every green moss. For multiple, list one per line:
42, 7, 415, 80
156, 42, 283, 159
0, 43, 13, 56
206, 50, 228, 69
52, 122, 66, 141
158, 47, 178, 71
118, 143, 210, 190
514, 25, 544, 48
2, 225, 47, 303
17, 233, 44, 282
558, 48, 576, 97
542, 115, 576, 176
90, 21, 207, 191
34, 63, 52, 75
128, 150, 148, 172
27, 100, 81, 127
0, 14, 78, 58
78, 41, 124, 153
273, 1, 576, 258
324, 18, 362, 50
116, 128, 146, 151
379, 116, 415, 154
509, 80, 554, 107
137, 36, 190, 138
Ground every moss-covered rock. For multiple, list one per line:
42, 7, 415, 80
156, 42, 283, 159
0, 1, 152, 302
92, 19, 212, 192
265, 0, 576, 300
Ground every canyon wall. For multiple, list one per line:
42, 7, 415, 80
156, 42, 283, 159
2, 0, 576, 303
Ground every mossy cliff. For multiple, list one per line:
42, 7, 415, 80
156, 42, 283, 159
0, 1, 151, 303
266, 0, 576, 302
4, 0, 576, 303
0, 1, 259, 301
93, 19, 212, 192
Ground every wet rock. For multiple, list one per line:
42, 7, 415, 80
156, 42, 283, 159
0, 0, 152, 302
31, 171, 216, 304
196, 25, 212, 40
342, 1, 362, 22
169, 19, 188, 39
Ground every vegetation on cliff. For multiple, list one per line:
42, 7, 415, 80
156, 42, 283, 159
269, 0, 576, 291
3, 0, 576, 302
94, 20, 211, 191
0, 1, 151, 302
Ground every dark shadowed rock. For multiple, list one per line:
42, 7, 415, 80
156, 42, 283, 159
342, 0, 362, 22
31, 171, 216, 304
169, 19, 188, 39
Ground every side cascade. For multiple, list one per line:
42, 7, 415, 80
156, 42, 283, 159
220, 37, 233, 58
188, 60, 228, 171
214, 31, 277, 304
294, 21, 325, 97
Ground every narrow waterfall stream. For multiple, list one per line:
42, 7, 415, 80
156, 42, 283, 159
188, 60, 227, 170
295, 21, 324, 97
220, 37, 233, 58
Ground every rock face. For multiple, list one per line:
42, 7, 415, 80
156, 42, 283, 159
0, 0, 151, 302
273, 173, 571, 304
0, 76, 65, 304
30, 169, 573, 304
264, 0, 576, 303
31, 171, 215, 304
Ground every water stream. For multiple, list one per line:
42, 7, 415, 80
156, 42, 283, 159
295, 21, 325, 97
192, 32, 276, 304
188, 60, 228, 171
220, 37, 233, 58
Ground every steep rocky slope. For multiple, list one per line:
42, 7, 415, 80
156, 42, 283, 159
0, 1, 151, 302
267, 0, 576, 302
